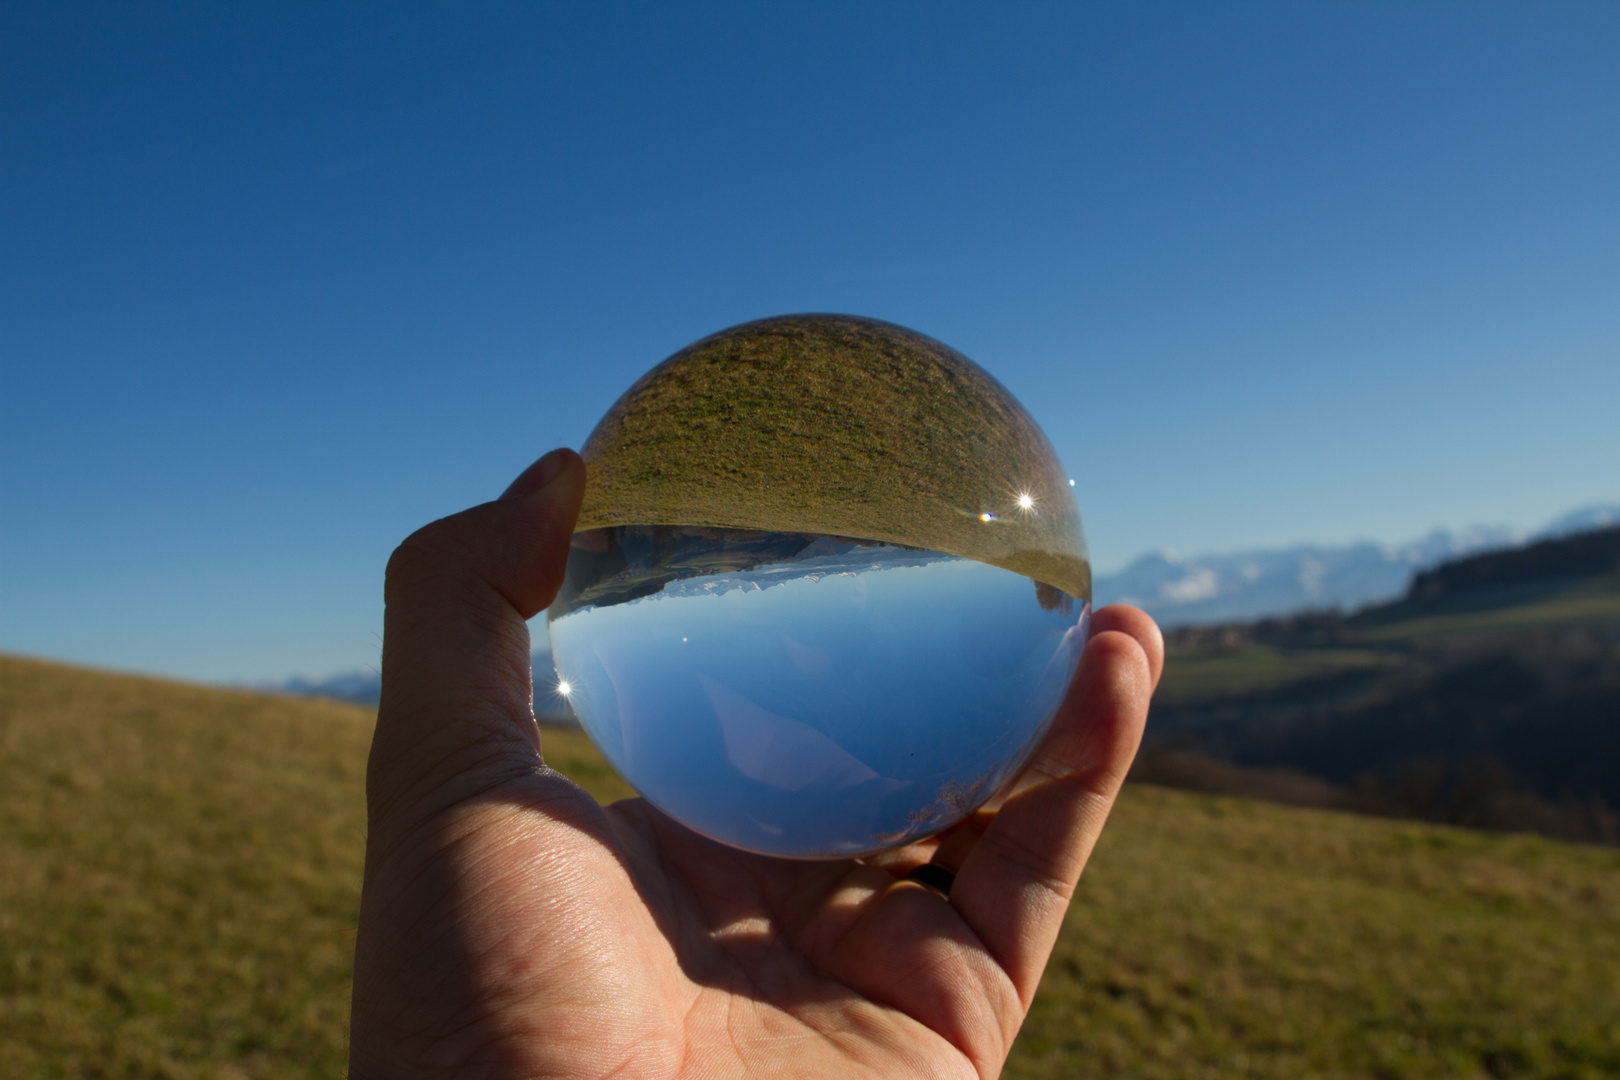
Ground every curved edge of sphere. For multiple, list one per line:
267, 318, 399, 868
575, 314, 1091, 601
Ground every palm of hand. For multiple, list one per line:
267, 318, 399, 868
358, 774, 1018, 1079
349, 452, 1158, 1080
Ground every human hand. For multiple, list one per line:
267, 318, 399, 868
349, 448, 1163, 1079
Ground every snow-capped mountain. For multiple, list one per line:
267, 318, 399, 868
1092, 503, 1619, 627
1538, 504, 1620, 539
277, 669, 383, 705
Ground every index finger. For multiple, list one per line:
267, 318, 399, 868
946, 605, 1159, 1006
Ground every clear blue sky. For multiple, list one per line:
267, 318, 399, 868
3, 2, 1617, 682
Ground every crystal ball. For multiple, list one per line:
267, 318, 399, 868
547, 314, 1091, 858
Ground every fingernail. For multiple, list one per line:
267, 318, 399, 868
500, 448, 575, 501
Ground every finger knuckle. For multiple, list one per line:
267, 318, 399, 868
983, 825, 1075, 903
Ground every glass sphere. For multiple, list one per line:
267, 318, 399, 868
547, 314, 1090, 859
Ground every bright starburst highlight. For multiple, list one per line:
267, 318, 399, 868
556, 679, 573, 698
1017, 492, 1035, 511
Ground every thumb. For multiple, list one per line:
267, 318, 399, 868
369, 448, 586, 820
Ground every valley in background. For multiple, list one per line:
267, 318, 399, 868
1139, 524, 1620, 844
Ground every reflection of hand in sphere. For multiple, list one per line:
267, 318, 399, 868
551, 315, 1096, 857
352, 447, 1160, 1078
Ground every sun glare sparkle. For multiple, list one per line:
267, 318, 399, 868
1017, 492, 1035, 511
556, 679, 573, 697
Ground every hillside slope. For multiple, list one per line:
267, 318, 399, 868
1091, 504, 1620, 629
1146, 528, 1620, 839
2, 655, 1617, 1079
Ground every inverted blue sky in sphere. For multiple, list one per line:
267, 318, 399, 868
548, 543, 1084, 857
2, 2, 1617, 681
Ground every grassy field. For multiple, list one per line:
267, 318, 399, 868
4, 654, 1618, 1078
1357, 578, 1620, 645
1153, 643, 1403, 706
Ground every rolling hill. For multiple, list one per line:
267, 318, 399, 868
3, 653, 1617, 1078
1142, 526, 1620, 842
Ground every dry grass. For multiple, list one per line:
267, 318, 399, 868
0, 655, 369, 1077
3, 654, 1616, 1078
1014, 785, 1620, 1079
0, 655, 619, 1078
1359, 585, 1620, 644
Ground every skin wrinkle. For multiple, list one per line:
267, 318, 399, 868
373, 897, 614, 1052
791, 871, 890, 960
610, 807, 711, 976
958, 958, 1023, 1073
826, 903, 1005, 1068
381, 914, 502, 1035
454, 967, 640, 1072
367, 752, 533, 839
391, 726, 529, 784
373, 794, 518, 900
656, 835, 785, 995
379, 690, 532, 747
387, 615, 541, 709
368, 800, 655, 1020
676, 850, 856, 1010
706, 998, 922, 1080
432, 879, 676, 1076
893, 934, 1006, 1065
385, 566, 511, 634
595, 1050, 664, 1080
371, 706, 528, 778
359, 886, 472, 1002
387, 506, 532, 596
714, 938, 828, 1018
370, 980, 517, 1077
723, 989, 758, 1077
768, 861, 881, 945
985, 798, 1088, 902
369, 707, 532, 782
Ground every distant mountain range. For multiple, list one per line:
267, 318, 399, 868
278, 669, 385, 705
269, 641, 564, 712
274, 502, 1618, 704
1093, 503, 1620, 628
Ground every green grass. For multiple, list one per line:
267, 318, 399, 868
1358, 578, 1620, 645
1153, 645, 1401, 705
4, 654, 1618, 1078
0, 655, 622, 1079
1015, 787, 1620, 1079
1157, 572, 1620, 705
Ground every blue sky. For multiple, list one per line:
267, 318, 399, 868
3, 2, 1617, 682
